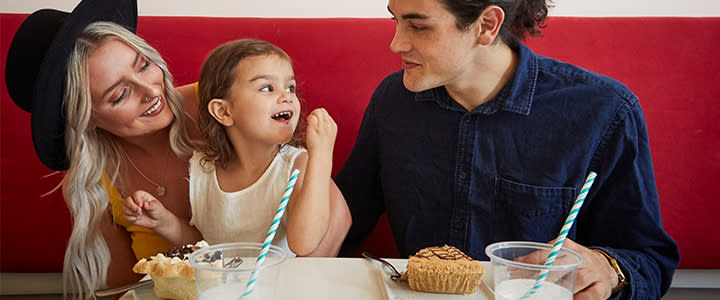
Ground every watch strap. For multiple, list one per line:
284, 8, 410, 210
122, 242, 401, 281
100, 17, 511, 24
593, 248, 628, 295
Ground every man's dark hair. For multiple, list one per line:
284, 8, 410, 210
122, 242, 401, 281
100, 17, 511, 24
438, 0, 553, 46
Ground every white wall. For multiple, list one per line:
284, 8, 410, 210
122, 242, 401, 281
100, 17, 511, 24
2, 0, 720, 17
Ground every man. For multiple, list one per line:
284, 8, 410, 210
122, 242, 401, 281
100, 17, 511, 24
336, 0, 679, 299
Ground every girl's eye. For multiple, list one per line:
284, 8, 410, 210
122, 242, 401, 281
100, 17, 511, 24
286, 85, 296, 93
260, 85, 274, 92
112, 88, 128, 105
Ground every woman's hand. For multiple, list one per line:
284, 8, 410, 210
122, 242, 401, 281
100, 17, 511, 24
121, 190, 169, 229
305, 108, 337, 156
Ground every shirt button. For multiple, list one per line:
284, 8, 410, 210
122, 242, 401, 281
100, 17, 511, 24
459, 171, 468, 179
465, 116, 472, 123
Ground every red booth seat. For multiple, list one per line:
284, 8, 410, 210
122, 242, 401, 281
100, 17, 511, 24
1, 16, 718, 277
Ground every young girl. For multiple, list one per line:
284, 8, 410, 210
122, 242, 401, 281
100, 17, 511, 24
123, 39, 351, 256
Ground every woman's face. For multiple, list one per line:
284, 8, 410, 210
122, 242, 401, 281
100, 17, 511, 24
88, 39, 173, 139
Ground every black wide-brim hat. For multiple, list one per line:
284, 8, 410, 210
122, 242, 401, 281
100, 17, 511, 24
5, 0, 138, 171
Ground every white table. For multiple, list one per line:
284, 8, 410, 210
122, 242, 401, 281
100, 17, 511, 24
128, 257, 494, 300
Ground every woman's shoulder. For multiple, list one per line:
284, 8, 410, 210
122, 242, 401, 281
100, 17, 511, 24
176, 83, 203, 140
177, 83, 199, 116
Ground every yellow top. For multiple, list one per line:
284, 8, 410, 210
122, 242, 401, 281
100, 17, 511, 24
194, 81, 200, 104
102, 174, 174, 260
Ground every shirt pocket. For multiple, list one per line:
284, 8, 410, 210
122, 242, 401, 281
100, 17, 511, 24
495, 177, 577, 242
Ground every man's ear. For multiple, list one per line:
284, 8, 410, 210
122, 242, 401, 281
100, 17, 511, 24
475, 5, 505, 45
208, 98, 234, 126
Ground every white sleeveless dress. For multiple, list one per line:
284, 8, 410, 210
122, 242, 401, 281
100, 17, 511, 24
188, 145, 305, 257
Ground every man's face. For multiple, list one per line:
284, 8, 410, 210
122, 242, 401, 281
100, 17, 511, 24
388, 0, 479, 92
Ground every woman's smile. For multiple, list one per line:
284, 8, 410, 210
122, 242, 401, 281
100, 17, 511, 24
140, 96, 164, 117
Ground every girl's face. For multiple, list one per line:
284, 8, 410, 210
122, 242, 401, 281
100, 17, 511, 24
226, 54, 300, 145
88, 39, 172, 139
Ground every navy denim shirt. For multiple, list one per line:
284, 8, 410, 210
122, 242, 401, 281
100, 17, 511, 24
336, 42, 679, 299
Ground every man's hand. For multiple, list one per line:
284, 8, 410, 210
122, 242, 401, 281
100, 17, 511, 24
121, 190, 169, 229
561, 238, 619, 300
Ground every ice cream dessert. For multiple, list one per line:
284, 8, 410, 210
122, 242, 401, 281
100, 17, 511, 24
406, 245, 484, 294
133, 240, 213, 300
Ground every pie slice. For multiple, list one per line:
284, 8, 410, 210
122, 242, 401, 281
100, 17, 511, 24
406, 245, 485, 294
132, 240, 211, 300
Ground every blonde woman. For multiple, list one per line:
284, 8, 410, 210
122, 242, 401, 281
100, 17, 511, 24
5, 0, 200, 297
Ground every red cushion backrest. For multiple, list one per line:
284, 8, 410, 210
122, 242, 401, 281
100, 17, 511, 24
526, 17, 720, 269
1, 15, 718, 272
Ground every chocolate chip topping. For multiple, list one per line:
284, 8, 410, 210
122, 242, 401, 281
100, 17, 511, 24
158, 244, 197, 260
200, 250, 223, 263
413, 245, 473, 261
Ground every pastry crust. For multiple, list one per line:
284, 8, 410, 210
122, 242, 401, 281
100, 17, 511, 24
133, 240, 210, 300
406, 245, 484, 294
133, 255, 195, 280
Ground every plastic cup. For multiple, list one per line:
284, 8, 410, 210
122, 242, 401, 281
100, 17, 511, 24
485, 241, 583, 300
189, 242, 287, 300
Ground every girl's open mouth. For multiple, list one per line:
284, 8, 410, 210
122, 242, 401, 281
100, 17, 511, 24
271, 111, 293, 121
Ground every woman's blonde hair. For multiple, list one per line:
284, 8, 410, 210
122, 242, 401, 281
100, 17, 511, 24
197, 39, 306, 170
61, 21, 194, 299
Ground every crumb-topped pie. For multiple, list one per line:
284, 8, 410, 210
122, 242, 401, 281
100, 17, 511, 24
406, 245, 484, 294
133, 240, 213, 300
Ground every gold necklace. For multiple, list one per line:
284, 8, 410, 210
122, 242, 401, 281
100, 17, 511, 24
123, 147, 171, 197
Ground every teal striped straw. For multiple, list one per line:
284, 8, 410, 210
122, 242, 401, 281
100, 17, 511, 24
241, 169, 300, 298
520, 171, 597, 300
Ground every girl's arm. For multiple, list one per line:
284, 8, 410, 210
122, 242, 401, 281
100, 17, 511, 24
122, 190, 203, 247
286, 108, 342, 256
303, 180, 352, 257
101, 207, 143, 288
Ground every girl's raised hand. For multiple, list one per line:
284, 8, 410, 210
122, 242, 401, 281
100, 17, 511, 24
306, 108, 337, 155
121, 190, 169, 229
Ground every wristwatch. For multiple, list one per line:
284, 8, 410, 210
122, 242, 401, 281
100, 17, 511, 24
593, 248, 628, 295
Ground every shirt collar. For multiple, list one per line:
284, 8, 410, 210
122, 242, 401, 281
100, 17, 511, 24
415, 41, 538, 115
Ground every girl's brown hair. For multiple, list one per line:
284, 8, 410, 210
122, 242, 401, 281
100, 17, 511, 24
197, 39, 305, 169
